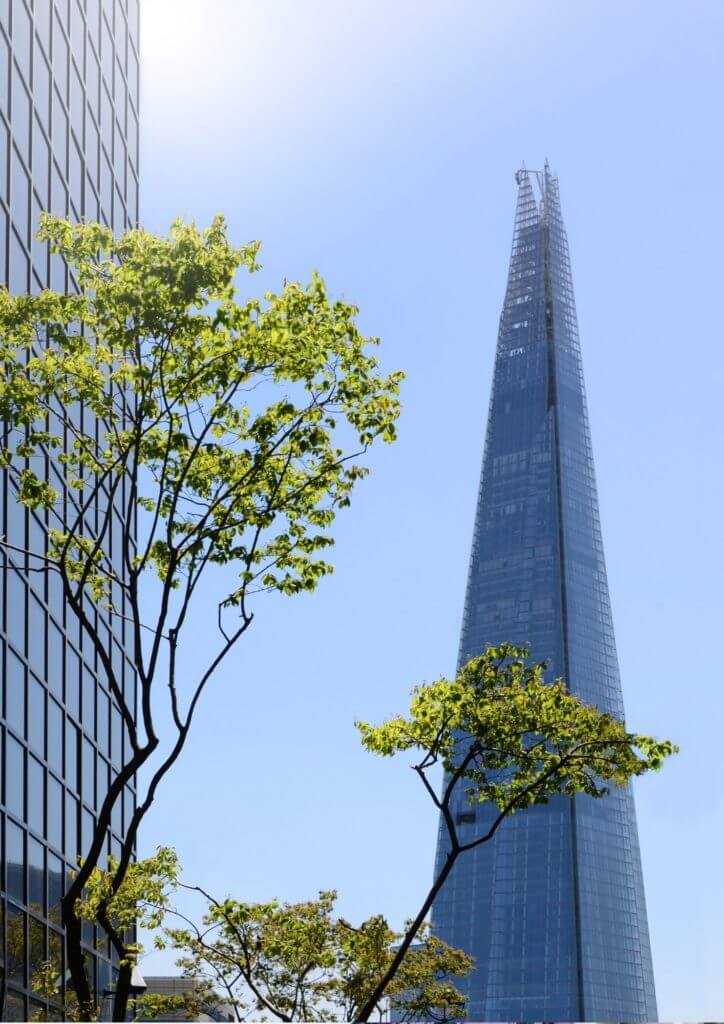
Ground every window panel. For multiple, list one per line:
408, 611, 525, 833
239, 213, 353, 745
10, 143, 30, 243
65, 717, 79, 791
71, 0, 85, 67
65, 789, 79, 858
47, 772, 62, 848
12, 0, 33, 72
35, 2, 51, 60
7, 647, 26, 735
51, 87, 68, 172
70, 132, 83, 212
82, 665, 95, 738
0, 204, 6, 285
31, 191, 47, 283
53, 11, 69, 101
11, 62, 31, 154
9, 225, 29, 292
82, 734, 95, 807
48, 851, 63, 924
28, 672, 45, 754
81, 805, 94, 853
7, 817, 25, 902
32, 117, 50, 204
29, 835, 45, 914
34, 46, 51, 127
29, 914, 46, 986
7, 906, 27, 985
48, 697, 63, 772
66, 648, 80, 717
97, 688, 109, 755
29, 594, 46, 676
70, 59, 84, 136
47, 620, 63, 698
0, 33, 10, 114
28, 753, 44, 834
86, 45, 100, 116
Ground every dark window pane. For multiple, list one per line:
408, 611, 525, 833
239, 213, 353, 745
28, 672, 45, 754
97, 689, 109, 755
6, 733, 24, 816
65, 790, 79, 860
48, 852, 63, 925
110, 704, 121, 766
28, 754, 44, 834
6, 565, 27, 658
82, 666, 95, 738
48, 698, 63, 773
29, 915, 46, 987
96, 755, 108, 809
6, 647, 26, 735
82, 736, 95, 807
5, 989, 26, 1021
47, 621, 63, 698
81, 806, 94, 856
66, 717, 79, 791
7, 819, 25, 902
66, 648, 80, 717
48, 773, 62, 849
29, 836, 45, 914
28, 594, 46, 675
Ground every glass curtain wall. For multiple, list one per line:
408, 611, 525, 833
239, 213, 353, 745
430, 166, 657, 1022
0, 1, 139, 1019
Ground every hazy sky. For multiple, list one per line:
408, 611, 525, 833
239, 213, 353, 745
137, 2, 723, 1017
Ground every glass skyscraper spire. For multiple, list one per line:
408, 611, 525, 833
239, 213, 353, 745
431, 166, 657, 1022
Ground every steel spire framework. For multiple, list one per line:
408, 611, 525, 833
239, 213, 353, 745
430, 166, 657, 1022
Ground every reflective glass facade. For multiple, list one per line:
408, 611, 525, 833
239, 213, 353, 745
0, 1, 139, 1018
431, 167, 657, 1021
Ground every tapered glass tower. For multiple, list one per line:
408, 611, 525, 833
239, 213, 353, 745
431, 166, 657, 1021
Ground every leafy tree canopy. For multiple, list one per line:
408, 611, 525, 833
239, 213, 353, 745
159, 887, 473, 1022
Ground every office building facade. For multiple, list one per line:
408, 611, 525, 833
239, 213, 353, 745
431, 166, 657, 1021
0, 1, 139, 1018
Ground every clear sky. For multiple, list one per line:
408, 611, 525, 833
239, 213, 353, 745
137, 2, 723, 1017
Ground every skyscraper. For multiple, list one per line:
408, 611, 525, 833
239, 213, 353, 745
431, 166, 657, 1021
1, 2, 139, 1019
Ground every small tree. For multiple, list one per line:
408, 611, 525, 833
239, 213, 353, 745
158, 887, 473, 1022
0, 215, 402, 1020
353, 643, 676, 1020
29, 852, 471, 1023
31, 848, 181, 1022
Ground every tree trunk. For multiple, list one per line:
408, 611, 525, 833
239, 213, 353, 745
112, 961, 132, 1022
355, 850, 459, 1022
62, 902, 95, 1021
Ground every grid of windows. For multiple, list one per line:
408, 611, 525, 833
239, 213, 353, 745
430, 168, 657, 1021
0, 1, 139, 1018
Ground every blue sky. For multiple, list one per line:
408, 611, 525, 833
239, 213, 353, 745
137, 2, 724, 1017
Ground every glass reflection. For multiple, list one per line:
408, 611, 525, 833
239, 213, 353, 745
29, 836, 45, 914
7, 820, 25, 903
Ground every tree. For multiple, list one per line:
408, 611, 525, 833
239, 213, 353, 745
30, 847, 181, 1021
28, 852, 472, 1023
157, 886, 473, 1022
353, 643, 677, 1020
0, 215, 402, 1021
